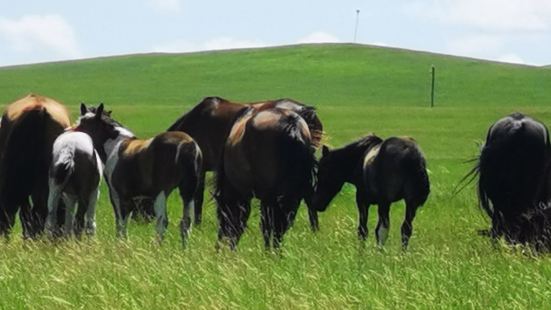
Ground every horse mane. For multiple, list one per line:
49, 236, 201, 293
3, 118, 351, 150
341, 134, 384, 153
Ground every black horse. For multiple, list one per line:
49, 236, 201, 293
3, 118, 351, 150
214, 107, 317, 250
0, 94, 71, 238
467, 112, 551, 244
311, 135, 430, 249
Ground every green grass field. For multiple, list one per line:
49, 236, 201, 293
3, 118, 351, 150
1, 43, 551, 309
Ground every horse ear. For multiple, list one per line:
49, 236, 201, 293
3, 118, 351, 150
80, 103, 87, 116
107, 110, 112, 116
95, 103, 104, 119
322, 145, 330, 156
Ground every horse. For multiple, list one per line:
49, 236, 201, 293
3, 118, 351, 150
214, 107, 317, 250
0, 94, 71, 238
167, 96, 323, 230
45, 129, 103, 238
311, 135, 430, 249
465, 112, 551, 243
74, 103, 202, 245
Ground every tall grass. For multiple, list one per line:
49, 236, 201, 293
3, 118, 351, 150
0, 44, 551, 308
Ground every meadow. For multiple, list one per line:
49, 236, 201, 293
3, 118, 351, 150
0, 43, 551, 308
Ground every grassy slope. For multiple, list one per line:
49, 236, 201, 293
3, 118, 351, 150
1, 44, 551, 308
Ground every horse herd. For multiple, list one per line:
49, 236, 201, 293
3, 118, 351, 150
0, 94, 548, 252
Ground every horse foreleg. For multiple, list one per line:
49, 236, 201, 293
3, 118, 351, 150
109, 187, 129, 239
401, 201, 418, 250
375, 202, 391, 247
153, 191, 168, 243
356, 189, 370, 241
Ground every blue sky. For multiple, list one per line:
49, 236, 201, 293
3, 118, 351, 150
1, 0, 550, 66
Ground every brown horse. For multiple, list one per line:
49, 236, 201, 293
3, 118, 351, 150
0, 94, 71, 238
168, 96, 323, 229
311, 135, 430, 249
214, 107, 317, 249
75, 104, 202, 245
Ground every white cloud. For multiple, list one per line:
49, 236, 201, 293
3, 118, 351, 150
497, 53, 525, 65
147, 0, 183, 12
0, 14, 80, 57
407, 0, 551, 32
447, 34, 505, 56
297, 32, 340, 44
153, 37, 267, 53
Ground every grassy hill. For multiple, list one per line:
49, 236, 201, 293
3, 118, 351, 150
1, 44, 551, 308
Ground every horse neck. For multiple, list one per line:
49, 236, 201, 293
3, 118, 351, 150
329, 144, 370, 184
103, 126, 135, 162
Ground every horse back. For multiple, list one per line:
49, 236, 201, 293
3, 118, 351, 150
224, 108, 314, 198
366, 137, 429, 204
114, 131, 199, 195
167, 96, 245, 171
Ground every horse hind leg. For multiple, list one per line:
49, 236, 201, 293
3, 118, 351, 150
193, 169, 206, 225
46, 178, 63, 238
179, 186, 195, 248
61, 194, 77, 237
401, 200, 418, 250
260, 199, 275, 249
375, 202, 391, 247
0, 204, 18, 239
83, 187, 100, 236
273, 198, 301, 250
19, 198, 34, 239
356, 189, 370, 241
153, 191, 169, 243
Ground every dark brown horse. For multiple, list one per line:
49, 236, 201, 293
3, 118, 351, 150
311, 135, 430, 249
214, 107, 317, 249
466, 113, 551, 244
0, 94, 71, 238
168, 96, 323, 229
74, 104, 202, 245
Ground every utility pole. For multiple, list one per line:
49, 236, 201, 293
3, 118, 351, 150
354, 9, 360, 43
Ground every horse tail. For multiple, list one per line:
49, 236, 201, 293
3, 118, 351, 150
296, 105, 323, 149
0, 107, 52, 206
51, 148, 75, 186
280, 113, 318, 201
401, 143, 430, 204
176, 140, 203, 200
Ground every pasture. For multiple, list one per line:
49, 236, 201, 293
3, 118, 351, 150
1, 43, 551, 308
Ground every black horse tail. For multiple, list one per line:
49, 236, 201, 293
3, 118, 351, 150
296, 105, 323, 149
402, 144, 430, 204
280, 113, 318, 201
0, 108, 51, 206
